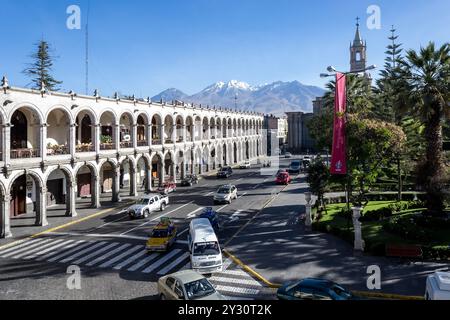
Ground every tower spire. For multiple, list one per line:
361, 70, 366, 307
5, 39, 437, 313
353, 17, 363, 46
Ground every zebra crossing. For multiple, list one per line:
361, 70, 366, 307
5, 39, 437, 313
0, 236, 266, 299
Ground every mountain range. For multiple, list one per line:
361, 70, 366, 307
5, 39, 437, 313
151, 80, 325, 116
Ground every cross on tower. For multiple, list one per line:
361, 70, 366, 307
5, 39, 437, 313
356, 17, 360, 27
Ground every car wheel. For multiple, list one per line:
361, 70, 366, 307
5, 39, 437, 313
143, 210, 149, 219
160, 294, 166, 300
160, 203, 166, 212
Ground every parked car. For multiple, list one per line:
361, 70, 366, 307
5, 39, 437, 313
276, 169, 287, 175
181, 174, 199, 187
288, 160, 302, 174
285, 152, 292, 158
126, 194, 169, 219
199, 207, 221, 230
275, 172, 291, 185
239, 161, 251, 169
158, 270, 226, 300
158, 181, 177, 194
213, 185, 238, 204
146, 217, 177, 252
277, 278, 357, 300
425, 272, 450, 300
217, 166, 233, 178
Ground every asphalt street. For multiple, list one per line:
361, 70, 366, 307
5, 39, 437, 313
0, 160, 290, 300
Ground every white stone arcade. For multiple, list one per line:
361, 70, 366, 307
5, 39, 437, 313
0, 83, 266, 238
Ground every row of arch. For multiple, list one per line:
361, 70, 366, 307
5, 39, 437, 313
4, 104, 263, 160
0, 138, 263, 238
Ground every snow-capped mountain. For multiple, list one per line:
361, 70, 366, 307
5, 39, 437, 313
151, 80, 325, 116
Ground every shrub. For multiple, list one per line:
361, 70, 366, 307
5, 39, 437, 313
383, 215, 429, 242
361, 207, 392, 222
422, 246, 450, 260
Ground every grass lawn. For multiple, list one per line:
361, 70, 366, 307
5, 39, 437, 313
317, 201, 410, 246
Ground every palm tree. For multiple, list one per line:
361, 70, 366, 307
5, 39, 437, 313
398, 42, 450, 215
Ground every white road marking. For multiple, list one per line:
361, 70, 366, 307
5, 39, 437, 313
210, 276, 262, 287
9, 239, 59, 259
114, 250, 148, 270
228, 210, 242, 223
238, 192, 248, 198
186, 207, 204, 219
0, 238, 44, 256
1, 238, 53, 258
23, 239, 71, 260
99, 245, 144, 268
142, 249, 182, 274
127, 253, 160, 272
73, 242, 120, 265
214, 285, 260, 296
216, 205, 228, 212
36, 240, 80, 261
157, 252, 190, 275
47, 241, 90, 262
47, 232, 147, 241
120, 201, 194, 235
60, 242, 107, 263
204, 192, 214, 196
86, 243, 132, 267
177, 228, 189, 237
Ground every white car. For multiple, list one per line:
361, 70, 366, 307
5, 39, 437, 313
213, 185, 238, 204
158, 270, 226, 300
425, 272, 450, 300
126, 194, 169, 219
240, 161, 251, 169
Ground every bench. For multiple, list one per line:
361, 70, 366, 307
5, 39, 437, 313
386, 244, 423, 259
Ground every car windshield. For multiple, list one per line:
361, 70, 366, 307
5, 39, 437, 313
291, 161, 300, 166
136, 198, 150, 205
152, 230, 168, 238
184, 278, 216, 300
330, 285, 353, 299
220, 167, 230, 172
193, 242, 220, 256
217, 187, 230, 194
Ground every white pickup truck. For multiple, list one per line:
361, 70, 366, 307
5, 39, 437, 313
425, 272, 450, 300
126, 194, 169, 219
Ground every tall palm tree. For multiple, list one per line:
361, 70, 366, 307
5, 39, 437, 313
398, 42, 450, 215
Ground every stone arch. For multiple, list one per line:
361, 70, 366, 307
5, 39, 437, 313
163, 114, 175, 144
150, 152, 164, 188
75, 162, 100, 208
119, 111, 134, 149
99, 110, 117, 150
46, 107, 72, 156
8, 169, 47, 227
151, 113, 163, 145
137, 113, 149, 147
45, 166, 76, 216
9, 105, 43, 159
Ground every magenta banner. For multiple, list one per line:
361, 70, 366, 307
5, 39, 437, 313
330, 72, 347, 175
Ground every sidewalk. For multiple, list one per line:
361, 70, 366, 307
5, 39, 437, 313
225, 174, 449, 297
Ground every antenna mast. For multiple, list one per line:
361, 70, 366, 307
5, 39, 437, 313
85, 1, 90, 95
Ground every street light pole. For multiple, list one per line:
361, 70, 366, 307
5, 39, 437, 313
320, 64, 376, 253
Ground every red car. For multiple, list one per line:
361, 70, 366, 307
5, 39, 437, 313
275, 172, 291, 185
158, 182, 177, 194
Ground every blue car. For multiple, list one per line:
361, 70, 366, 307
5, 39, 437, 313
277, 278, 357, 300
199, 207, 221, 230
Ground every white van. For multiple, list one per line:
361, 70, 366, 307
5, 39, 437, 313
425, 272, 450, 300
187, 218, 223, 274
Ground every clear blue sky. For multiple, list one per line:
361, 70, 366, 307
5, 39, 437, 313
0, 0, 449, 97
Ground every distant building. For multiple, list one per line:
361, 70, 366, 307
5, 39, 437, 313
263, 115, 288, 155
313, 97, 324, 116
286, 112, 315, 154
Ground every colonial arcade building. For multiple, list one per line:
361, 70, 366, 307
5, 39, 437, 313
0, 80, 265, 238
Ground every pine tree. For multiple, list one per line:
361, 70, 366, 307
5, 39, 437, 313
23, 40, 63, 91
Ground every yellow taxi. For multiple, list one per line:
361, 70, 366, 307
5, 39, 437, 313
146, 218, 177, 252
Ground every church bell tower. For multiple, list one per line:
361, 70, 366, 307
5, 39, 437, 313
350, 18, 367, 73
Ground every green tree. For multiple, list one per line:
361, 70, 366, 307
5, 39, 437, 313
346, 115, 406, 206
397, 42, 450, 215
23, 40, 62, 91
306, 158, 330, 209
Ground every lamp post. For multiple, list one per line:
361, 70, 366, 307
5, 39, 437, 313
320, 64, 376, 253
304, 192, 313, 231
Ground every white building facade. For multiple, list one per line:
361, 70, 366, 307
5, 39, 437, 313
0, 82, 266, 238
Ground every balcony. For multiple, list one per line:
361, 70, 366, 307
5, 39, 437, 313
100, 143, 116, 151
176, 137, 184, 143
47, 145, 69, 156
120, 141, 133, 149
152, 138, 162, 145
76, 144, 95, 153
137, 140, 148, 147
11, 148, 40, 159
